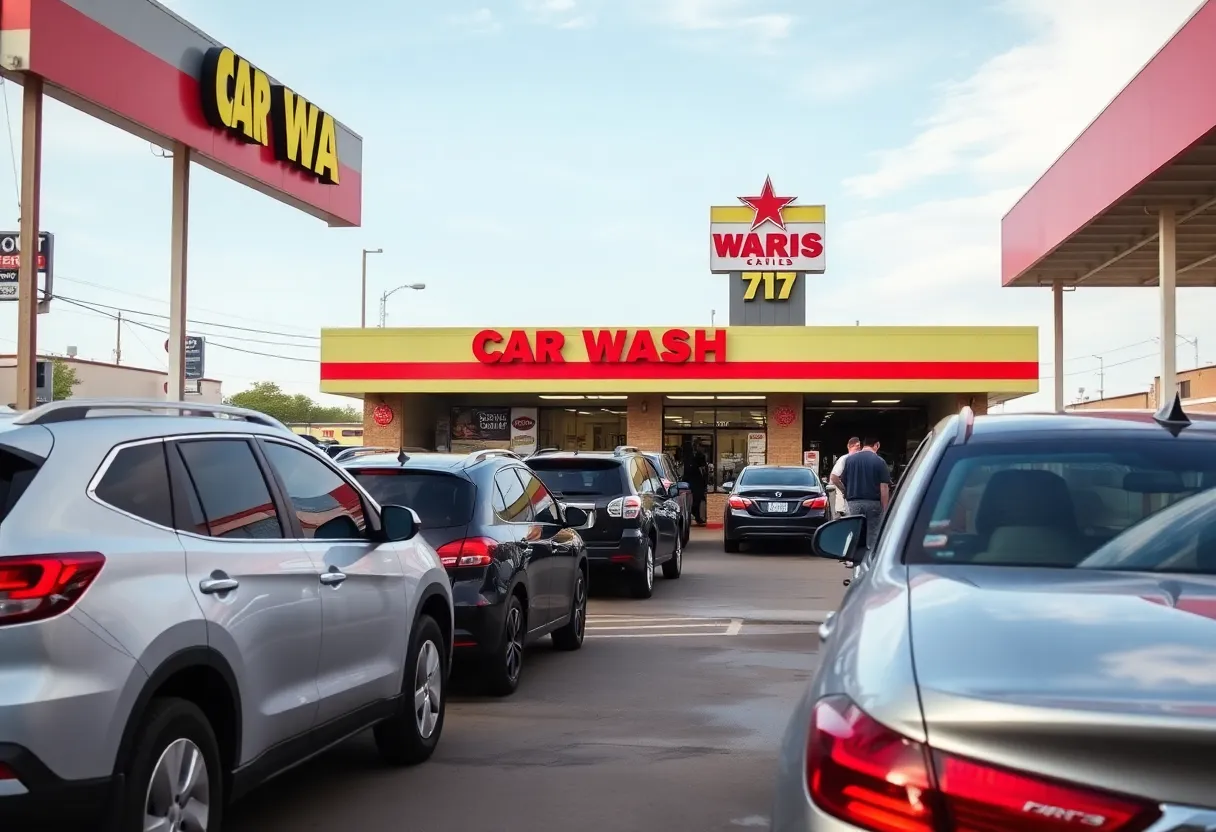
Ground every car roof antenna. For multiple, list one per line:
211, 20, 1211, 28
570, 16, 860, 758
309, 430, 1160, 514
397, 449, 410, 465
1153, 391, 1191, 436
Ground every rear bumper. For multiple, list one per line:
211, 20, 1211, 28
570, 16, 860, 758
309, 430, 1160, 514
451, 577, 509, 652
584, 530, 648, 571
725, 511, 828, 541
0, 744, 114, 831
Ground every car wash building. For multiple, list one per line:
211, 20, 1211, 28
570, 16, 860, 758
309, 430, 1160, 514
321, 179, 1038, 518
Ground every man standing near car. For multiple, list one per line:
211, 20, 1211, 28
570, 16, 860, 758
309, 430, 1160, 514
687, 443, 709, 525
840, 437, 891, 555
829, 437, 861, 515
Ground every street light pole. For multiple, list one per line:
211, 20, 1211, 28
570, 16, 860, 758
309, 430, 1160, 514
1093, 354, 1104, 400
1178, 334, 1199, 368
379, 283, 427, 327
360, 248, 383, 328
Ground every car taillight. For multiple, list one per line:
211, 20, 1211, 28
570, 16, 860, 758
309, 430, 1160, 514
0, 763, 16, 781
436, 537, 497, 568
607, 496, 642, 519
807, 696, 1159, 832
727, 495, 752, 509
803, 496, 828, 509
0, 553, 105, 626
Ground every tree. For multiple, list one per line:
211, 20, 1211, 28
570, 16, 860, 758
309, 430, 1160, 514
51, 358, 81, 401
225, 381, 360, 424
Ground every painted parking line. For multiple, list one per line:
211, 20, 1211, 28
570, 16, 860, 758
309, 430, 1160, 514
586, 615, 742, 638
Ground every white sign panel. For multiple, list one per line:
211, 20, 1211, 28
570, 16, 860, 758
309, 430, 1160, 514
509, 407, 539, 456
709, 178, 825, 274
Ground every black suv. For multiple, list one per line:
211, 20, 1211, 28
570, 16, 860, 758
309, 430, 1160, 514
526, 446, 683, 599
344, 449, 590, 696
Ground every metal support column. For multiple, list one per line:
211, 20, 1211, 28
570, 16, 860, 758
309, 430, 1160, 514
1052, 280, 1064, 413
15, 76, 43, 410
1159, 207, 1178, 406
166, 143, 190, 401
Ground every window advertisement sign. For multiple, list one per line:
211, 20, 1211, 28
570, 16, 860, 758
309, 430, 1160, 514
450, 406, 511, 453
747, 431, 766, 467
509, 407, 539, 456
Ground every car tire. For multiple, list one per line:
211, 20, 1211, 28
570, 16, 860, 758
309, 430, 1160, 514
724, 538, 740, 553
374, 613, 446, 766
116, 697, 224, 832
662, 533, 683, 579
484, 595, 526, 696
551, 567, 587, 651
681, 518, 691, 548
628, 540, 656, 599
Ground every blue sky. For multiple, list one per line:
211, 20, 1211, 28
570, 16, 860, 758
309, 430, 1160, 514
0, 0, 1207, 408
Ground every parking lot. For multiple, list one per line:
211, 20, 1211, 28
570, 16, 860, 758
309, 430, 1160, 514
226, 531, 845, 831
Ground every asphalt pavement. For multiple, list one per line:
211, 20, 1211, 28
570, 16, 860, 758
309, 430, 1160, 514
226, 530, 845, 832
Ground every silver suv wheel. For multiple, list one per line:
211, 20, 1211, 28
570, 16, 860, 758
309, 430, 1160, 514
144, 737, 211, 832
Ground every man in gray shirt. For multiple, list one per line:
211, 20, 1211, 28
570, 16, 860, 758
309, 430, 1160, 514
839, 437, 891, 555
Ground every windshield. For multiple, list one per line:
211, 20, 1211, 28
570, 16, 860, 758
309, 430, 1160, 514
904, 438, 1216, 570
528, 460, 625, 496
352, 470, 475, 529
738, 467, 818, 487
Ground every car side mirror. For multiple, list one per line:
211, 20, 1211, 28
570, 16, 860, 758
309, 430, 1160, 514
667, 483, 680, 499
380, 504, 419, 542
676, 481, 690, 492
562, 505, 589, 529
811, 515, 865, 561
721, 481, 734, 491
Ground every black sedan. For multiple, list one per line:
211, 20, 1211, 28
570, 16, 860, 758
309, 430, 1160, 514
345, 449, 590, 696
722, 464, 836, 552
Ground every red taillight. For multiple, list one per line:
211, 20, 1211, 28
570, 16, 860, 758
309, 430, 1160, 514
803, 496, 828, 509
807, 696, 1159, 832
0, 553, 105, 626
436, 537, 497, 568
0, 763, 16, 780
935, 751, 1159, 832
728, 495, 752, 509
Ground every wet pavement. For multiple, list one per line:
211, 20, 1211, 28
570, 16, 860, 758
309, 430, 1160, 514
226, 531, 840, 831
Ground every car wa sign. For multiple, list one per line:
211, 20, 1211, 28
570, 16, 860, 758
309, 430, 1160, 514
709, 178, 825, 274
0, 231, 54, 304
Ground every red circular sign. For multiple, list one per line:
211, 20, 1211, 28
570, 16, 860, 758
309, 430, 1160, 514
372, 404, 394, 427
512, 416, 536, 431
774, 405, 796, 427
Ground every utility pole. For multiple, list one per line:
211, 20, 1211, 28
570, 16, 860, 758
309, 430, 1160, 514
115, 311, 122, 365
379, 283, 426, 327
1093, 354, 1103, 400
1178, 334, 1199, 368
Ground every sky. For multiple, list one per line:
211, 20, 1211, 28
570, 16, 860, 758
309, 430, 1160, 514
0, 0, 1209, 410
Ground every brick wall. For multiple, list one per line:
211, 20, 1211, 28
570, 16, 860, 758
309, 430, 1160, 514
627, 394, 662, 450
361, 393, 443, 449
766, 393, 804, 465
362, 394, 404, 447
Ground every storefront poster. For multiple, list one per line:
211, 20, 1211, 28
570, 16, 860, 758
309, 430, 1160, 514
510, 407, 539, 456
803, 450, 820, 470
450, 407, 511, 453
747, 432, 766, 454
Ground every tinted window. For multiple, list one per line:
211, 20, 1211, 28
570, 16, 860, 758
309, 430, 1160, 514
95, 442, 173, 528
905, 437, 1216, 569
646, 454, 677, 484
354, 469, 474, 529
1079, 489, 1216, 574
262, 441, 367, 539
738, 467, 817, 487
628, 458, 651, 492
528, 459, 627, 496
495, 469, 532, 523
176, 440, 282, 539
517, 468, 559, 524
640, 458, 665, 493
0, 450, 40, 524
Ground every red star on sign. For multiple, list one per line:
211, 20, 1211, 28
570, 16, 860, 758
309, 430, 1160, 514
738, 176, 797, 230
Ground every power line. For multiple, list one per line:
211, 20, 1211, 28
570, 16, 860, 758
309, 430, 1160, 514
53, 293, 320, 342
1039, 351, 1158, 381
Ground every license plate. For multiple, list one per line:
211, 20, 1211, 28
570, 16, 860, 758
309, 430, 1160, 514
767, 502, 789, 513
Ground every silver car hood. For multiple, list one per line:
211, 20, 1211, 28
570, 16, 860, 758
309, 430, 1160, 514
908, 565, 1216, 807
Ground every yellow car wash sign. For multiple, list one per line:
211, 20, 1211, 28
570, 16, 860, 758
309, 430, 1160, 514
200, 46, 340, 184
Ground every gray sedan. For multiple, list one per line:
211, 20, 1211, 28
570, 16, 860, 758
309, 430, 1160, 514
773, 404, 1216, 831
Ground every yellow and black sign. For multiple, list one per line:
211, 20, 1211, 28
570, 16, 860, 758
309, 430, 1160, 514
200, 46, 341, 185
741, 272, 798, 301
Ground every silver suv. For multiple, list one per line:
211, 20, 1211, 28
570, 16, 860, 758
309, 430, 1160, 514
0, 400, 453, 832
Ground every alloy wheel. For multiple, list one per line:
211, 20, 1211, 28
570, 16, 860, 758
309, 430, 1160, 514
414, 640, 442, 739
504, 605, 524, 682
646, 545, 654, 590
573, 573, 587, 638
143, 738, 210, 832
674, 536, 682, 569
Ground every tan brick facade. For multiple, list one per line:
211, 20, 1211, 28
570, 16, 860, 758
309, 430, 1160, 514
626, 394, 662, 451
362, 394, 443, 449
362, 395, 404, 447
766, 394, 804, 465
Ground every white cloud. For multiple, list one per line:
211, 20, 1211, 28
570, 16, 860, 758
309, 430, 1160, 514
447, 8, 501, 34
523, 0, 593, 29
846, 0, 1204, 198
647, 0, 794, 47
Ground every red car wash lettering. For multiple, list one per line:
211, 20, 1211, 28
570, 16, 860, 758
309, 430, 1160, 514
472, 329, 727, 364
201, 46, 341, 184
712, 231, 823, 267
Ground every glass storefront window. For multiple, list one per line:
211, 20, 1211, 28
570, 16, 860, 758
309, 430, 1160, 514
663, 407, 767, 492
538, 407, 627, 451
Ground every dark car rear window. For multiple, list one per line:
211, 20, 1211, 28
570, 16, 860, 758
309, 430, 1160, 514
738, 467, 818, 487
904, 436, 1216, 569
352, 469, 475, 529
527, 459, 627, 497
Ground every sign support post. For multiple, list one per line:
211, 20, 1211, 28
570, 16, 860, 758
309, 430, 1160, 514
15, 76, 43, 411
167, 142, 190, 401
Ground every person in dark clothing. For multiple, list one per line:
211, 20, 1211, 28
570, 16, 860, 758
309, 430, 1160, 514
839, 437, 891, 555
686, 444, 709, 525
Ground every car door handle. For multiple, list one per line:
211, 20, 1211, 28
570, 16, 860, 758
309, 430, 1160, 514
319, 570, 347, 587
199, 576, 239, 594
